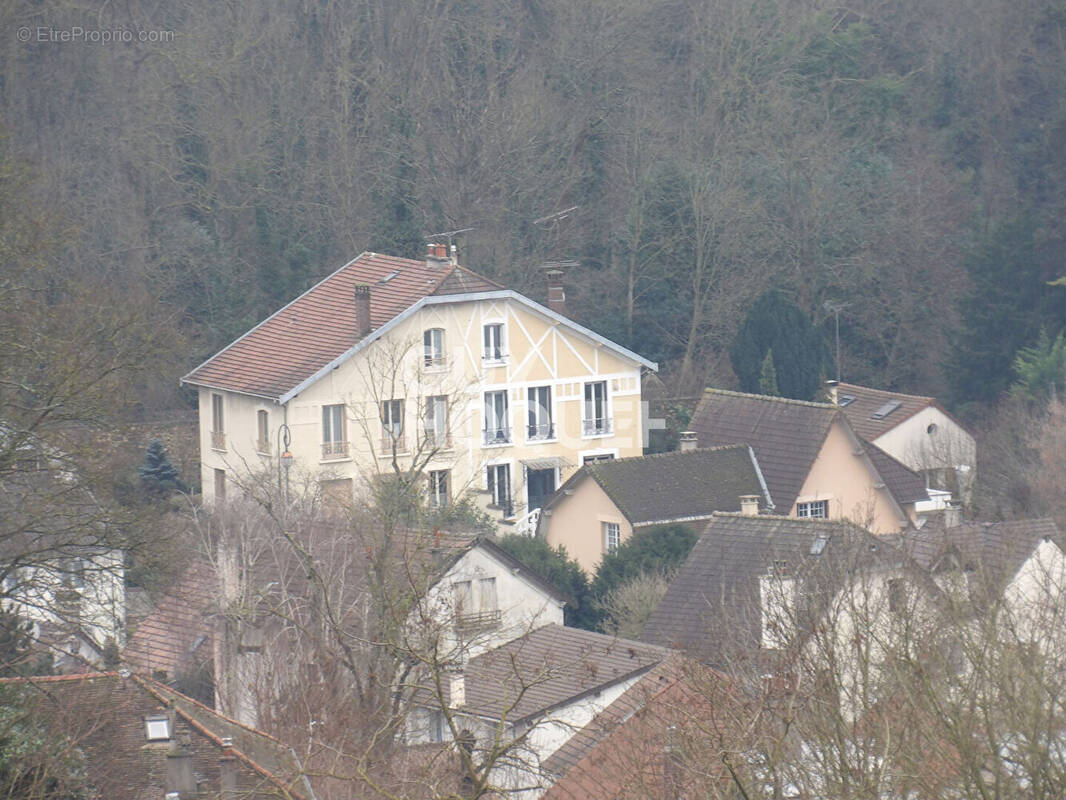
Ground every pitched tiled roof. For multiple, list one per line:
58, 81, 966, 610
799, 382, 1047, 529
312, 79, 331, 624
689, 389, 839, 513
833, 382, 939, 441
123, 559, 217, 680
641, 513, 887, 664
689, 388, 926, 513
182, 252, 502, 399
552, 445, 771, 525
541, 659, 732, 800
900, 518, 1064, 603
0, 672, 305, 800
441, 624, 667, 723
864, 440, 930, 505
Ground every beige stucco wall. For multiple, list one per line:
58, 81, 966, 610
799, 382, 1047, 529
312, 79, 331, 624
794, 419, 911, 534
541, 475, 633, 573
200, 296, 647, 519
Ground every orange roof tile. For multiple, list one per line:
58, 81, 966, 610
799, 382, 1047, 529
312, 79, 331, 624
182, 252, 502, 399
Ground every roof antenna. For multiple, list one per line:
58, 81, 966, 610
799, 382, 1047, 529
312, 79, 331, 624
424, 227, 474, 265
533, 206, 579, 227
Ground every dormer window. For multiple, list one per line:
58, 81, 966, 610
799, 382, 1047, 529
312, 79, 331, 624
145, 715, 171, 741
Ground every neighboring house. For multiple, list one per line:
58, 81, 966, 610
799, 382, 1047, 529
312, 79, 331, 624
640, 511, 890, 665
407, 623, 668, 799
214, 525, 568, 727
541, 656, 736, 800
900, 517, 1066, 637
181, 248, 656, 530
689, 388, 929, 534
123, 559, 217, 699
0, 671, 309, 799
1, 547, 125, 672
828, 381, 976, 506
537, 444, 772, 573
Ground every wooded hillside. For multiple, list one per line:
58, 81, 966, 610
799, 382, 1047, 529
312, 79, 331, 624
3, 0, 1065, 411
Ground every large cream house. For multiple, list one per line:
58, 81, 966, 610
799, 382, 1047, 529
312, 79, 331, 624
181, 247, 655, 528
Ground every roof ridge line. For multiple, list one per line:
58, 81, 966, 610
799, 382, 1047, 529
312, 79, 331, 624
836, 381, 935, 404
587, 443, 749, 467
702, 387, 838, 410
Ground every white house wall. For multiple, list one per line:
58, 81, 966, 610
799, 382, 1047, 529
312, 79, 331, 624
871, 406, 976, 503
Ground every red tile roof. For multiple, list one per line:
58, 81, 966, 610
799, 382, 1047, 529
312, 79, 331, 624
0, 672, 305, 800
182, 252, 502, 399
123, 559, 217, 680
834, 382, 963, 441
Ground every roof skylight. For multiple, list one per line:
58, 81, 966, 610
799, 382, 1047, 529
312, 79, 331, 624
871, 400, 902, 420
810, 533, 830, 556
837, 394, 856, 407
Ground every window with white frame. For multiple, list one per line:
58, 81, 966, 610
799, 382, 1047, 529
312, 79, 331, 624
487, 463, 512, 516
797, 500, 829, 519
211, 394, 225, 449
257, 409, 270, 453
381, 399, 406, 452
424, 396, 449, 448
603, 521, 621, 552
322, 404, 349, 459
428, 469, 449, 508
583, 381, 611, 435
483, 391, 510, 444
483, 323, 505, 361
527, 386, 554, 440
423, 328, 445, 368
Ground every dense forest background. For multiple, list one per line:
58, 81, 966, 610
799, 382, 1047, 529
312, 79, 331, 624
3, 0, 1066, 416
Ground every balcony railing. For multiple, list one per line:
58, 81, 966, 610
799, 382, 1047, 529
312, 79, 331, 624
256, 439, 271, 455
483, 426, 512, 446
527, 421, 555, 441
423, 354, 447, 369
379, 434, 407, 454
456, 608, 502, 632
422, 429, 452, 450
582, 417, 614, 436
322, 440, 350, 459
211, 431, 226, 450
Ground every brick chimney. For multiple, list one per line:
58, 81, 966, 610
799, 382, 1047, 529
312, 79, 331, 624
740, 494, 760, 516
679, 431, 698, 452
166, 732, 197, 798
545, 269, 567, 316
354, 284, 372, 339
426, 242, 449, 269
219, 736, 238, 794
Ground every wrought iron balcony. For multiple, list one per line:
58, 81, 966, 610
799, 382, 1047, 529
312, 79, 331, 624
482, 426, 512, 446
582, 417, 613, 436
322, 440, 350, 459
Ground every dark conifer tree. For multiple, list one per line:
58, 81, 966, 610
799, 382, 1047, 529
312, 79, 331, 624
138, 440, 188, 496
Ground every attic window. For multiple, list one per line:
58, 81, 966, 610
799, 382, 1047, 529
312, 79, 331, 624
144, 715, 171, 741
871, 400, 902, 420
379, 270, 399, 284
837, 394, 856, 407
810, 534, 830, 556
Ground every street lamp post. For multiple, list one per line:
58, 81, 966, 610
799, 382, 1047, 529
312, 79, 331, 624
277, 423, 293, 503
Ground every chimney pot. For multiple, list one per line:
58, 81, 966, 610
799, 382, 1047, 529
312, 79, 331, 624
825, 380, 839, 404
354, 284, 372, 339
679, 431, 698, 452
449, 670, 466, 708
545, 269, 567, 317
740, 495, 760, 516
943, 500, 962, 529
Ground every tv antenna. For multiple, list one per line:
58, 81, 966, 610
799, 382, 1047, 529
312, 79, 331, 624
424, 227, 475, 245
823, 300, 850, 383
533, 206, 579, 227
